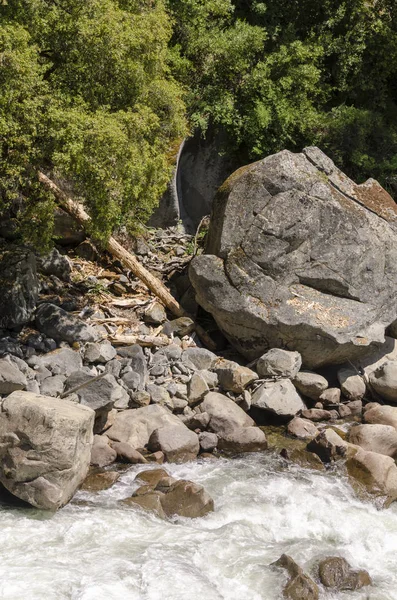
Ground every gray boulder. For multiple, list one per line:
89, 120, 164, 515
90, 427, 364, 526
364, 404, 397, 429
0, 358, 27, 394
199, 431, 218, 452
0, 246, 39, 328
201, 392, 254, 434
213, 359, 258, 393
33, 347, 83, 377
190, 147, 397, 368
35, 303, 97, 344
64, 372, 121, 419
369, 361, 397, 403
37, 248, 71, 281
148, 424, 199, 463
218, 426, 267, 453
287, 417, 318, 439
337, 368, 366, 401
84, 340, 117, 364
0, 391, 94, 509
256, 349, 302, 379
90, 434, 117, 467
182, 347, 217, 371
251, 379, 305, 420
293, 371, 328, 400
106, 404, 183, 448
349, 424, 397, 458
346, 448, 397, 498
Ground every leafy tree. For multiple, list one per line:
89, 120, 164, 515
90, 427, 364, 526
0, 0, 186, 246
168, 0, 397, 191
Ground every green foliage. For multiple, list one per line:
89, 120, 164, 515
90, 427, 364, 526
0, 0, 186, 246
168, 0, 397, 190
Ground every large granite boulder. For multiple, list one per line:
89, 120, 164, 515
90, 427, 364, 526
106, 404, 185, 449
0, 246, 39, 328
0, 391, 94, 509
190, 147, 397, 368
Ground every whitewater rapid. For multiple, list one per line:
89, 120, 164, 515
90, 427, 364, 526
0, 454, 396, 600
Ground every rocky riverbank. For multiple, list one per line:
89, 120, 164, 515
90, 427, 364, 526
1, 148, 397, 597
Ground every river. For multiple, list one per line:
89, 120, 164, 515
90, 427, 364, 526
0, 454, 396, 599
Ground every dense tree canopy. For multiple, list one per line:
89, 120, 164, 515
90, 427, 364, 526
169, 0, 397, 190
0, 0, 186, 245
1, 0, 397, 246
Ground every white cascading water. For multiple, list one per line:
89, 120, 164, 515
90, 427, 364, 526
0, 454, 396, 600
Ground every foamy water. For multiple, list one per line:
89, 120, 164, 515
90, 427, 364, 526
0, 454, 396, 600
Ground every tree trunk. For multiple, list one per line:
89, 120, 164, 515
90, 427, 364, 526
38, 171, 216, 350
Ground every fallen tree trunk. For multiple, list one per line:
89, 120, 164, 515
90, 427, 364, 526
38, 171, 216, 350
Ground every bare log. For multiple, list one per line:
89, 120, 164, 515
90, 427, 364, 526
38, 171, 216, 350
110, 334, 170, 347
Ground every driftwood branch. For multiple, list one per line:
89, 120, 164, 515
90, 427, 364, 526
38, 171, 216, 350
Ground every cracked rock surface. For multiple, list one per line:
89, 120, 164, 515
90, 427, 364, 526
190, 147, 397, 367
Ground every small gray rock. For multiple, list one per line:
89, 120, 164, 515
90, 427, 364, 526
293, 371, 328, 400
257, 349, 302, 379
252, 379, 305, 419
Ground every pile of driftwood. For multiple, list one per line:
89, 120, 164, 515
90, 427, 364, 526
38, 172, 215, 350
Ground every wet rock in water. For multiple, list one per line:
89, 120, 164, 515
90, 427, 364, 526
349, 424, 397, 458
319, 388, 341, 406
190, 147, 397, 368
106, 404, 184, 448
160, 479, 214, 518
90, 435, 117, 467
293, 372, 328, 400
301, 408, 332, 422
187, 372, 209, 405
136, 468, 169, 487
181, 347, 217, 371
251, 379, 305, 420
110, 442, 147, 464
287, 417, 318, 440
213, 359, 258, 393
272, 554, 319, 600
201, 392, 254, 435
218, 426, 267, 453
337, 367, 366, 401
199, 431, 218, 452
369, 361, 397, 403
84, 341, 117, 364
33, 347, 83, 377
318, 556, 372, 590
364, 404, 397, 429
0, 391, 94, 510
37, 248, 71, 281
0, 246, 39, 328
346, 448, 397, 498
81, 470, 120, 492
148, 424, 199, 463
123, 491, 166, 518
0, 358, 27, 394
162, 317, 195, 337
307, 429, 349, 463
256, 349, 302, 379
35, 303, 97, 344
144, 302, 167, 325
